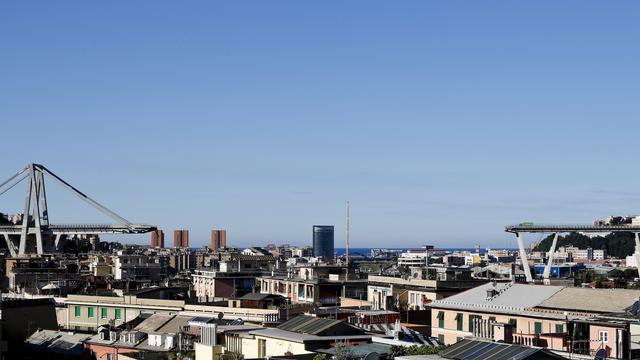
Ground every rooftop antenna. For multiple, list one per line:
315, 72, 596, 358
345, 201, 350, 267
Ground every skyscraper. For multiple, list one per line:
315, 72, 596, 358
173, 229, 189, 248
211, 229, 227, 249
313, 225, 334, 260
151, 229, 164, 248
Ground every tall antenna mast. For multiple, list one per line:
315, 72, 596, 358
345, 201, 350, 267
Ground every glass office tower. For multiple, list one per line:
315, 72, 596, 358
313, 225, 334, 260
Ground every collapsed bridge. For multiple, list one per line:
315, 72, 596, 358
505, 222, 640, 283
0, 163, 156, 256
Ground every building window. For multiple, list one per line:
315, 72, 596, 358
437, 311, 445, 328
106, 354, 113, 360
101, 308, 108, 319
509, 319, 518, 332
74, 306, 81, 317
599, 331, 608, 343
258, 339, 266, 358
438, 334, 445, 344
555, 324, 564, 333
469, 315, 482, 333
456, 313, 463, 331
88, 307, 94, 318
115, 308, 121, 319
487, 316, 496, 336
534, 322, 542, 335
456, 337, 463, 342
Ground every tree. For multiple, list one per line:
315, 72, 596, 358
608, 269, 624, 279
334, 345, 358, 360
313, 354, 330, 360
405, 345, 443, 355
624, 268, 639, 280
535, 232, 635, 259
389, 345, 407, 359
388, 345, 442, 359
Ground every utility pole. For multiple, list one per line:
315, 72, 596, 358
345, 201, 350, 267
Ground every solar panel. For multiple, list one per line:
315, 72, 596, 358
190, 316, 214, 324
441, 339, 563, 360
462, 341, 497, 359
277, 315, 342, 335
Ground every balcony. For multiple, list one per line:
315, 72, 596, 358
513, 333, 568, 351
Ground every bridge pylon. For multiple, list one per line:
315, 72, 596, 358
0, 163, 155, 256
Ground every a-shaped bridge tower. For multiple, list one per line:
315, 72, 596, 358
0, 163, 156, 256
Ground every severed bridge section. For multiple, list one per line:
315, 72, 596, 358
0, 163, 155, 257
505, 223, 640, 283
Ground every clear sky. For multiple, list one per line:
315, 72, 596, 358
1, 1, 640, 249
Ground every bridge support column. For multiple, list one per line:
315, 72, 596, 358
2, 234, 17, 257
515, 232, 533, 283
631, 233, 640, 268
543, 233, 559, 284
30, 171, 44, 255
18, 164, 46, 256
55, 234, 62, 250
18, 165, 35, 257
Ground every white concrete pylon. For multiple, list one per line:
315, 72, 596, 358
543, 233, 559, 281
516, 232, 533, 283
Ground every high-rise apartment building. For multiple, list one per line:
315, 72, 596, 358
173, 229, 189, 248
151, 230, 165, 248
211, 229, 227, 249
313, 225, 334, 260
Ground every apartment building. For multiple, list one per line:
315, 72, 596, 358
6, 256, 84, 292
112, 253, 161, 282
429, 282, 640, 359
63, 294, 288, 332
192, 269, 257, 301
398, 251, 430, 266
257, 265, 368, 306
225, 315, 370, 358
168, 248, 196, 273
368, 267, 485, 311
192, 254, 280, 301
558, 245, 607, 261
63, 294, 185, 332
84, 313, 195, 359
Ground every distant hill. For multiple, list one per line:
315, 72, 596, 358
534, 232, 636, 259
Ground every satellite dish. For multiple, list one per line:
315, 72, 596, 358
363, 352, 379, 360
594, 349, 607, 360
218, 312, 224, 320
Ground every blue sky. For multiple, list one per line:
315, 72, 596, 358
1, 1, 640, 248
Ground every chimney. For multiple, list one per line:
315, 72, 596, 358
486, 281, 499, 300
